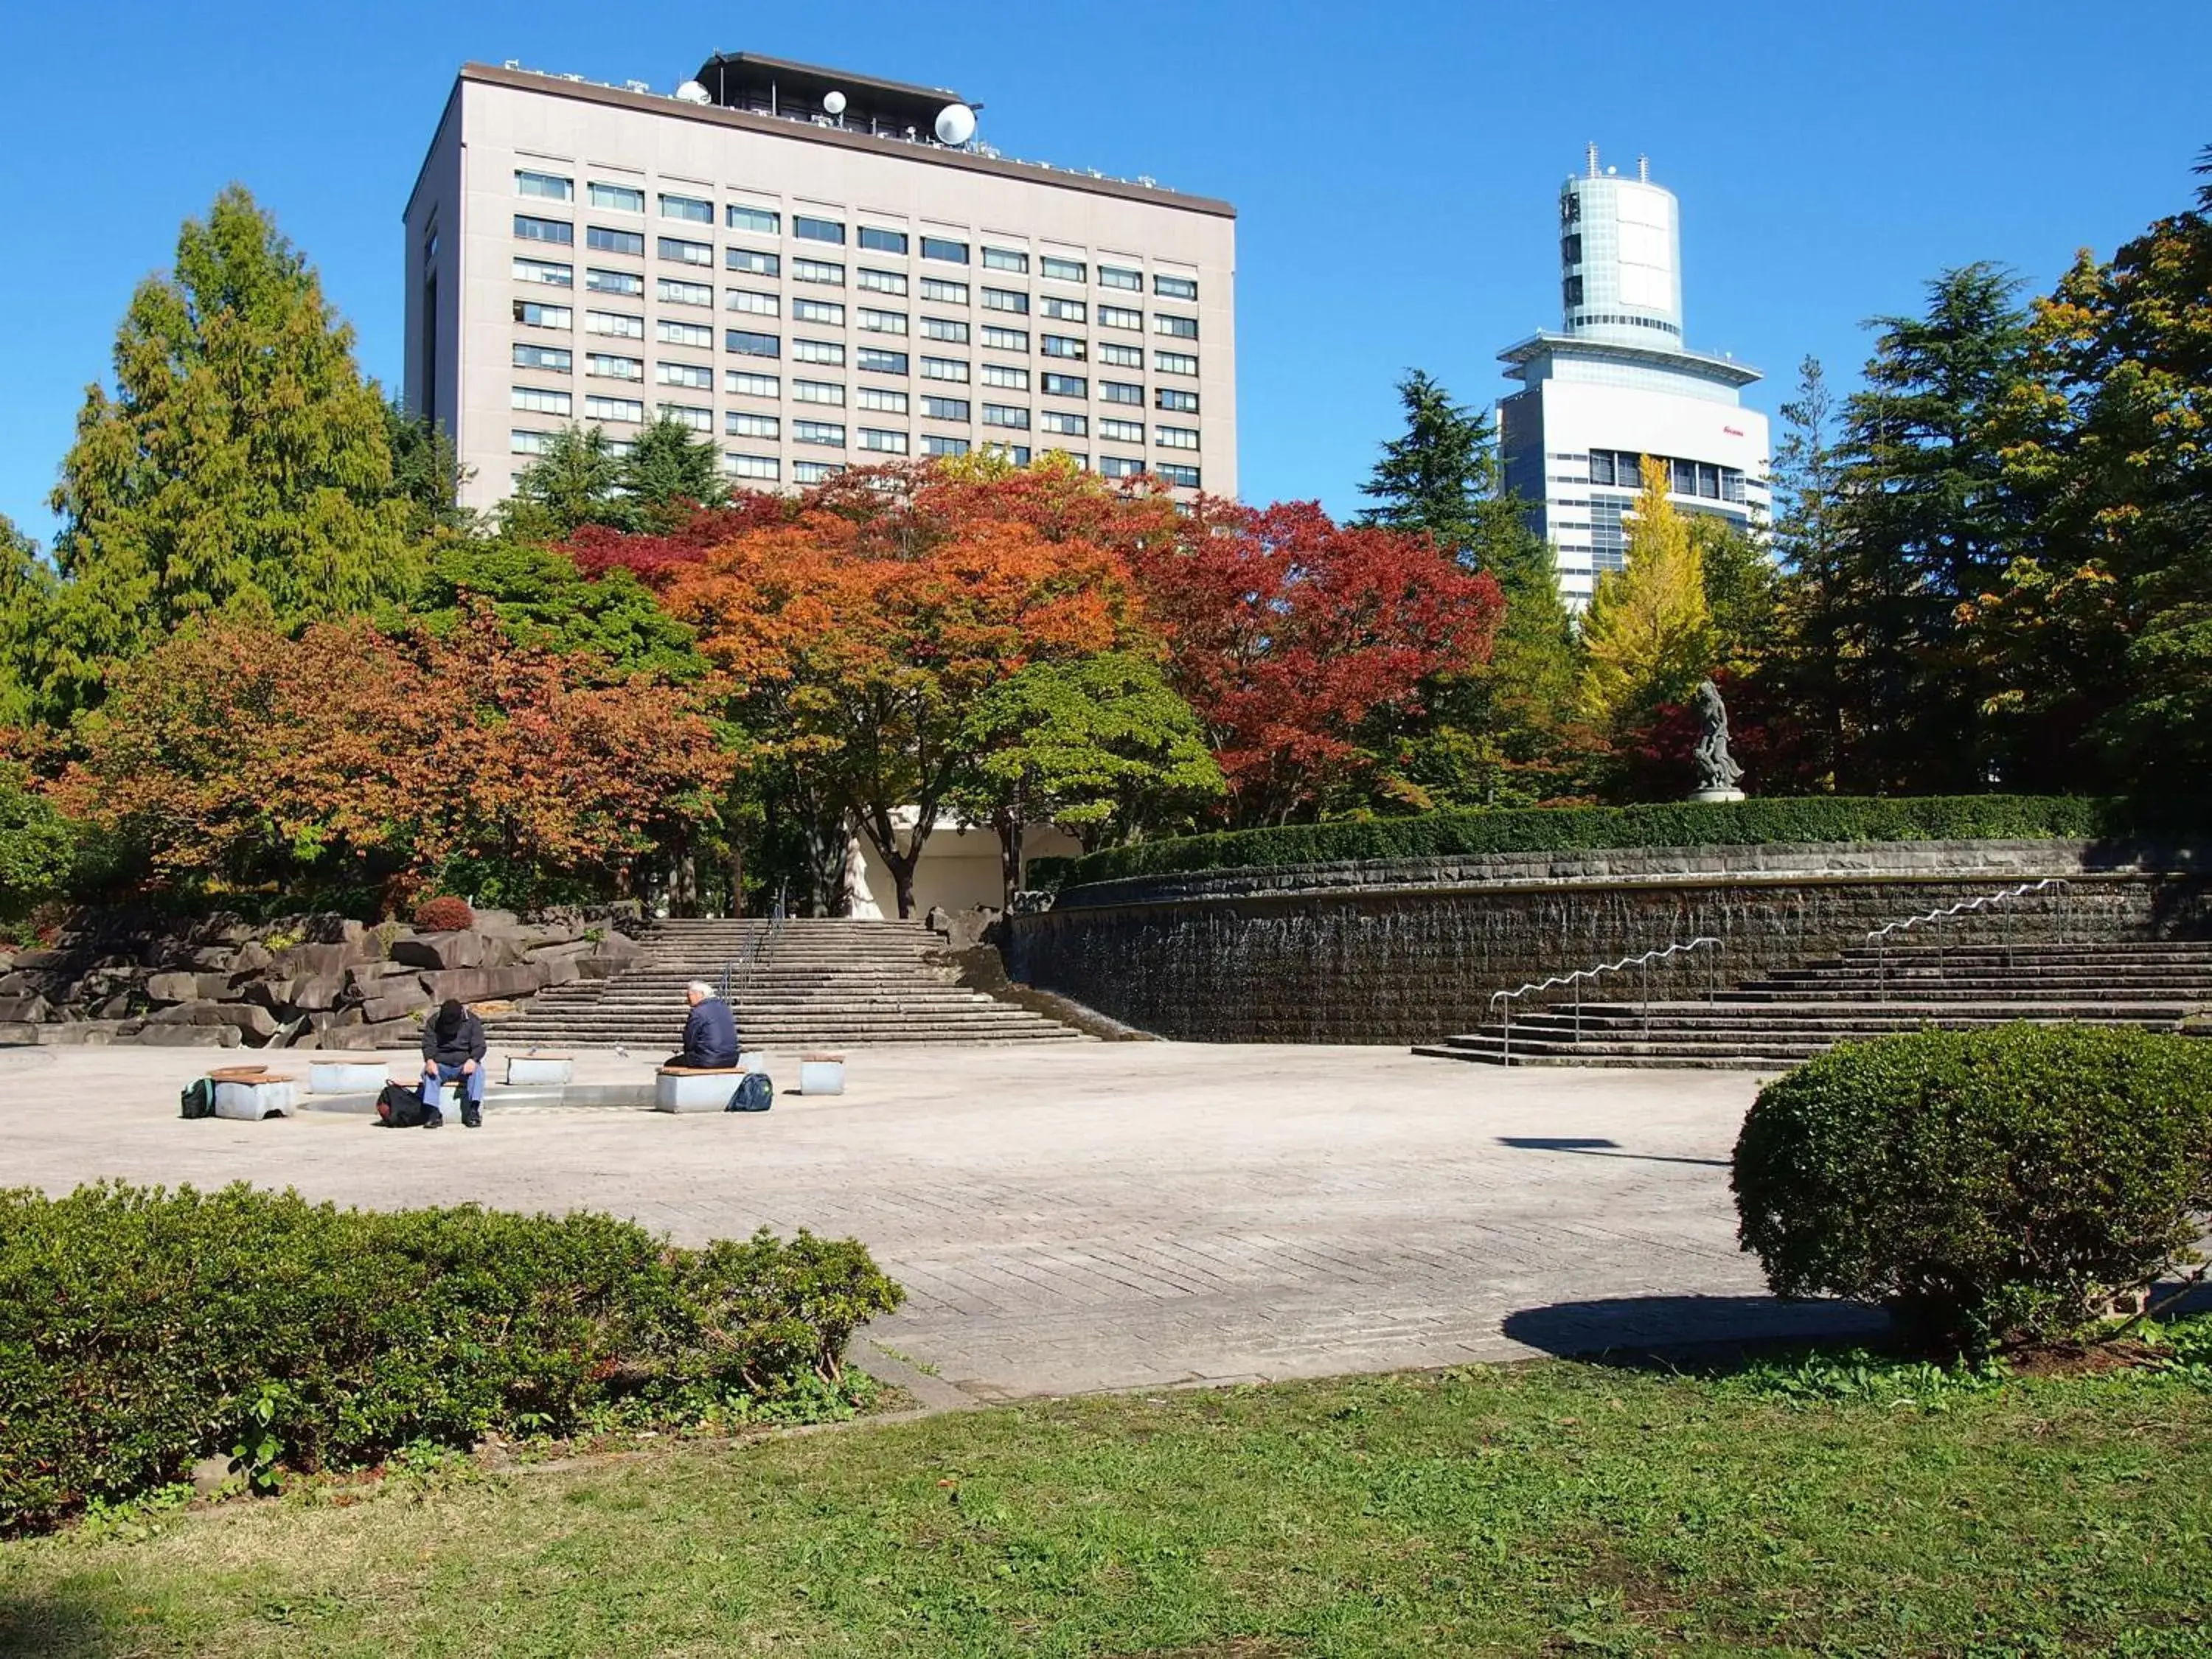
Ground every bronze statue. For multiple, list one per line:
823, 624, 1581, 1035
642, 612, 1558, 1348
1691, 678, 1745, 797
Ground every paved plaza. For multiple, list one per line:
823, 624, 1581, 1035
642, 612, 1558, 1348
0, 1043, 1882, 1400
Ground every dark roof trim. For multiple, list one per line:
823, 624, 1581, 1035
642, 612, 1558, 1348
452, 63, 1236, 219
695, 50, 967, 108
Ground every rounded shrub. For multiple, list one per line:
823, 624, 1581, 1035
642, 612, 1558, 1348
411, 894, 476, 932
1733, 1023, 2212, 1351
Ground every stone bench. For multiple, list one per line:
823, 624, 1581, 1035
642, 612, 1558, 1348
209, 1066, 298, 1121
505, 1054, 574, 1086
309, 1060, 390, 1093
654, 1054, 768, 1113
799, 1053, 845, 1096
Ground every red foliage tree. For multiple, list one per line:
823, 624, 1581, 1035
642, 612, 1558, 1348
1124, 499, 1506, 824
563, 493, 790, 590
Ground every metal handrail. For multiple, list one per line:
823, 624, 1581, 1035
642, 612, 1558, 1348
1488, 936, 1723, 1064
1860, 877, 2070, 1003
718, 907, 787, 1004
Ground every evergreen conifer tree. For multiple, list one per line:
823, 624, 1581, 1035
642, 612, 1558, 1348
498, 425, 634, 542
619, 414, 728, 532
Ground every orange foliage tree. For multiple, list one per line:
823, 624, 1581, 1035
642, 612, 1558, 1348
52, 606, 734, 906
664, 470, 1142, 917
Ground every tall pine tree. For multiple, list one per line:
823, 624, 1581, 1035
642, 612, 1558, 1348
620, 414, 728, 532
45, 185, 417, 717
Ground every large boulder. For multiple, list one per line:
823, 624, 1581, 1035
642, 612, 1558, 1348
145, 971, 199, 1004
325, 1018, 420, 1051
420, 965, 543, 1003
276, 942, 372, 978
137, 1024, 242, 1048
361, 991, 425, 1025
0, 994, 53, 1023
288, 975, 347, 1012
190, 947, 238, 973
344, 961, 417, 995
230, 942, 276, 975
240, 978, 296, 1013
146, 1001, 280, 1041
389, 931, 486, 972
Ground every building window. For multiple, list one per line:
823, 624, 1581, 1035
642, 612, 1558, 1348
726, 369, 780, 397
511, 428, 555, 455
857, 386, 908, 414
858, 226, 908, 254
1042, 372, 1087, 399
921, 356, 970, 383
1153, 274, 1198, 301
981, 363, 1029, 391
921, 276, 969, 304
793, 215, 845, 244
792, 338, 845, 365
792, 258, 845, 285
1153, 313, 1198, 339
1099, 417, 1144, 444
1155, 387, 1199, 414
1560, 233, 1583, 265
983, 443, 1031, 465
1040, 335, 1086, 360
587, 226, 644, 256
513, 343, 572, 372
588, 181, 645, 212
658, 319, 713, 348
921, 236, 968, 265
1156, 462, 1200, 488
513, 257, 572, 287
922, 316, 970, 344
1097, 341, 1143, 368
1102, 380, 1143, 405
793, 379, 846, 406
859, 428, 909, 453
981, 325, 1029, 352
859, 267, 909, 295
657, 361, 714, 389
1041, 255, 1085, 283
727, 246, 780, 277
791, 298, 845, 324
1040, 296, 1086, 323
515, 170, 573, 201
725, 451, 779, 480
793, 420, 847, 447
793, 459, 844, 483
1040, 411, 1088, 437
982, 246, 1029, 274
585, 394, 644, 423
586, 267, 643, 296
515, 214, 573, 246
1155, 425, 1200, 450
1098, 305, 1142, 331
658, 277, 712, 307
857, 347, 908, 375
922, 434, 970, 457
1099, 454, 1144, 479
1563, 275, 1585, 308
726, 204, 780, 234
658, 403, 712, 431
1155, 349, 1198, 376
981, 403, 1030, 430
659, 192, 712, 223
1588, 449, 1641, 487
922, 395, 970, 421
586, 311, 644, 339
512, 385, 571, 415
587, 352, 643, 380
727, 289, 780, 316
1099, 264, 1142, 291
981, 288, 1029, 315
858, 307, 908, 335
658, 236, 713, 267
513, 300, 572, 329
726, 330, 782, 358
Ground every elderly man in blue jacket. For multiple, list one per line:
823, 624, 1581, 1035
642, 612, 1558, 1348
667, 979, 740, 1070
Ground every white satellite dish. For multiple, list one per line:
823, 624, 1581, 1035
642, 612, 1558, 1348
675, 80, 712, 105
823, 89, 846, 116
933, 102, 976, 146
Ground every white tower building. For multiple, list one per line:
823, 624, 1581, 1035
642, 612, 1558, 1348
1495, 147, 1767, 606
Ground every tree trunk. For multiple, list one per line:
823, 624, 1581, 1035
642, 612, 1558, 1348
996, 810, 1022, 911
726, 840, 745, 918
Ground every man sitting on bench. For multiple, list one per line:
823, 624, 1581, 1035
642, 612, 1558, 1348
420, 998, 487, 1129
666, 980, 740, 1071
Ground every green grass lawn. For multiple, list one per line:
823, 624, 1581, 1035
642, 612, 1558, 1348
6, 1358, 2212, 1658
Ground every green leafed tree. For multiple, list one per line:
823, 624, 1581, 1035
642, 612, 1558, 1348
383, 400, 478, 546
1356, 369, 1534, 574
498, 425, 635, 542
44, 185, 418, 718
0, 516, 55, 731
619, 414, 727, 532
404, 539, 706, 683
953, 652, 1224, 907
1579, 457, 1715, 732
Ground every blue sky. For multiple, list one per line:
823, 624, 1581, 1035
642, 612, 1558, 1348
4, 0, 2206, 547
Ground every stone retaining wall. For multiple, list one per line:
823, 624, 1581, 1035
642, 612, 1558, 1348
1000, 839, 2212, 1044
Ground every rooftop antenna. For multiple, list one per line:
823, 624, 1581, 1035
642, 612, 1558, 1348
1637, 153, 1649, 183
1586, 141, 1599, 178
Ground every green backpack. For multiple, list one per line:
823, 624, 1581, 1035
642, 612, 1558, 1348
179, 1077, 217, 1120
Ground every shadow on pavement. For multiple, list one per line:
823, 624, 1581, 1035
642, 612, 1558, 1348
1495, 1135, 1730, 1170
0, 1588, 123, 1658
1502, 1293, 1893, 1373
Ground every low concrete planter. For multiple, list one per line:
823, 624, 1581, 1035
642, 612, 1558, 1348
506, 1054, 574, 1086
799, 1054, 845, 1096
212, 1077, 297, 1120
654, 1054, 769, 1113
309, 1060, 389, 1093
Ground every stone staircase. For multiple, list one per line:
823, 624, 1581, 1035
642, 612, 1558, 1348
490, 917, 1087, 1050
1414, 940, 2212, 1070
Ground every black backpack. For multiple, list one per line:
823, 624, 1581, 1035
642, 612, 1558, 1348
179, 1078, 217, 1121
375, 1082, 427, 1128
728, 1071, 773, 1113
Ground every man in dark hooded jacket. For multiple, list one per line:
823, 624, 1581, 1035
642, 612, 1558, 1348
420, 999, 488, 1129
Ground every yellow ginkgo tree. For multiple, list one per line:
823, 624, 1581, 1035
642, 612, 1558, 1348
1578, 456, 1717, 732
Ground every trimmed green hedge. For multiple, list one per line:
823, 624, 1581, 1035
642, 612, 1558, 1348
0, 1183, 902, 1535
1057, 796, 2119, 888
1733, 1025, 2212, 1351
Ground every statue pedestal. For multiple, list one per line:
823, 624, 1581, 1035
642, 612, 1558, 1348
1688, 787, 1746, 804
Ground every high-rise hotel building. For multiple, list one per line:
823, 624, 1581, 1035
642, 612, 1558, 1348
404, 54, 1237, 513
1495, 148, 1767, 605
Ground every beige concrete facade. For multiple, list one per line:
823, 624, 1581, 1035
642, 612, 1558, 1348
405, 64, 1237, 515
